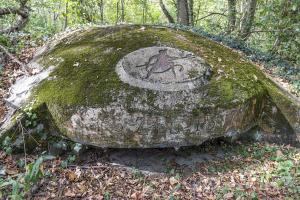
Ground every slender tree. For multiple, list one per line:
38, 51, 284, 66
177, 0, 189, 25
159, 0, 175, 23
99, 0, 104, 23
272, 0, 299, 53
227, 0, 237, 33
64, 0, 69, 30
116, 1, 119, 23
238, 0, 257, 40
141, 0, 148, 24
120, 0, 125, 22
188, 0, 194, 26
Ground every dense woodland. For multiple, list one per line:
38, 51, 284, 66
0, 0, 300, 199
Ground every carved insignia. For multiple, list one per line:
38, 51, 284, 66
116, 47, 212, 91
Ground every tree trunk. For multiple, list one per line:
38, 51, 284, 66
64, 1, 68, 30
194, 2, 201, 25
116, 1, 119, 23
227, 0, 236, 33
272, 0, 291, 53
159, 0, 175, 23
142, 0, 148, 24
188, 0, 194, 26
120, 0, 125, 22
99, 0, 104, 23
177, 0, 189, 25
143, 8, 145, 24
238, 0, 257, 40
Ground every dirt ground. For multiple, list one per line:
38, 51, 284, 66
1, 140, 299, 199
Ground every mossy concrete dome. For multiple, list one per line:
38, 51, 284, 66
1, 25, 300, 148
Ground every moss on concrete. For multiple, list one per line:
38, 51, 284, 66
36, 26, 266, 108
7, 25, 297, 147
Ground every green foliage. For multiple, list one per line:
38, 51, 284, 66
72, 143, 82, 153
24, 155, 55, 189
24, 107, 38, 128
0, 35, 11, 47
104, 191, 111, 200
215, 143, 300, 199
163, 23, 300, 95
0, 155, 55, 199
60, 154, 76, 168
254, 0, 300, 65
0, 178, 23, 200
1, 136, 13, 155
132, 168, 144, 180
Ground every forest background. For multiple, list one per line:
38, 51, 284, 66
0, 1, 300, 199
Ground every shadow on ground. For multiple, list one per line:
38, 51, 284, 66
76, 139, 239, 175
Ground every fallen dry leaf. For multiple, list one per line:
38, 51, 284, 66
67, 171, 77, 182
64, 189, 76, 197
169, 176, 178, 185
223, 192, 234, 199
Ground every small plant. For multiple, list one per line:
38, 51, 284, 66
132, 168, 144, 180
60, 154, 76, 168
1, 136, 13, 155
59, 142, 83, 168
24, 107, 38, 128
0, 177, 24, 200
169, 183, 181, 200
72, 143, 83, 154
0, 155, 55, 199
104, 191, 111, 200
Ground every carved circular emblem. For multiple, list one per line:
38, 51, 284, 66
116, 47, 212, 91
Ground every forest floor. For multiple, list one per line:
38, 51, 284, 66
0, 46, 36, 123
0, 141, 299, 199
0, 46, 300, 199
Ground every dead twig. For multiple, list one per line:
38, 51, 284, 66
18, 120, 27, 172
195, 12, 227, 22
67, 165, 108, 169
90, 167, 102, 186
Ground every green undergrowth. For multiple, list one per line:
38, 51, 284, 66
0, 140, 299, 199
197, 142, 300, 199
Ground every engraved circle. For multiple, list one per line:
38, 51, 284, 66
116, 46, 211, 91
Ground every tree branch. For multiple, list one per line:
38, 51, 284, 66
195, 12, 227, 22
0, 0, 30, 34
249, 30, 285, 33
0, 7, 28, 17
159, 0, 175, 23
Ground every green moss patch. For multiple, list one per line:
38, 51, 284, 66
30, 25, 298, 133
